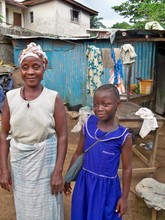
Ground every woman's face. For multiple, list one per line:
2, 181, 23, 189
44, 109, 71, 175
20, 56, 45, 87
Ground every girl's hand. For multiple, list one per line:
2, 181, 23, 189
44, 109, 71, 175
115, 197, 127, 218
63, 182, 72, 197
0, 169, 12, 191
51, 171, 63, 195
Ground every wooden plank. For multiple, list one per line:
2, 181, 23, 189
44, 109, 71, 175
132, 146, 149, 166
115, 101, 165, 127
118, 167, 156, 175
120, 93, 154, 105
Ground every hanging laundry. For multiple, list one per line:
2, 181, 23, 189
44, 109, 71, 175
120, 44, 137, 65
86, 45, 104, 96
114, 48, 121, 62
109, 70, 125, 94
101, 48, 114, 68
109, 48, 125, 94
145, 21, 164, 30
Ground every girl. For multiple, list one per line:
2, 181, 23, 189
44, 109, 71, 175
64, 84, 132, 220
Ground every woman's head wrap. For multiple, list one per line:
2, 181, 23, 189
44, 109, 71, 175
18, 42, 48, 68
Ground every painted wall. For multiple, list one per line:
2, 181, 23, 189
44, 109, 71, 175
13, 38, 156, 107
23, 0, 90, 37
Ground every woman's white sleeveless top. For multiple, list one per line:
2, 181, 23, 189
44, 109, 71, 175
6, 87, 58, 144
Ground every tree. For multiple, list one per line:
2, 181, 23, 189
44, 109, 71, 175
90, 16, 106, 29
112, 0, 165, 29
111, 22, 133, 29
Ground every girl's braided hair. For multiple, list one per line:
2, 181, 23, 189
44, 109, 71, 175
94, 84, 120, 100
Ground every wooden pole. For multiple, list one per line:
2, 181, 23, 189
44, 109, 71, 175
126, 65, 132, 101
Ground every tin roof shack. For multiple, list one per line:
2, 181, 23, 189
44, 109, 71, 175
8, 29, 165, 115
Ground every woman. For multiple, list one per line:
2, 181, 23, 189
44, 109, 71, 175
0, 42, 68, 220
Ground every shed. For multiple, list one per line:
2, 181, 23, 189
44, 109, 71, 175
6, 29, 165, 115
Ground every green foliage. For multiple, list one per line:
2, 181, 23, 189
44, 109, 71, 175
90, 16, 106, 29
111, 22, 133, 29
112, 0, 165, 29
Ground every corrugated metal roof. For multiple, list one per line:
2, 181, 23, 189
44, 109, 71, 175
4, 28, 165, 42
4, 34, 97, 40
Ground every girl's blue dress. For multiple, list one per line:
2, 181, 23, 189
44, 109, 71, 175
71, 115, 131, 220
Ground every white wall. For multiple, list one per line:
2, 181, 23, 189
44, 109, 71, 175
0, 0, 24, 27
23, 0, 90, 36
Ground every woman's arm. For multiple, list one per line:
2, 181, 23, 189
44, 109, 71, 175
51, 94, 68, 195
0, 98, 12, 191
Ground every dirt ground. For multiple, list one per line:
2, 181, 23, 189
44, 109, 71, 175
0, 114, 165, 220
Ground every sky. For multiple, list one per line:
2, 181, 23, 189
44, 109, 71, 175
76, 0, 129, 27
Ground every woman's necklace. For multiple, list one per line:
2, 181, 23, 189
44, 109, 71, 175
22, 86, 43, 108
22, 87, 30, 108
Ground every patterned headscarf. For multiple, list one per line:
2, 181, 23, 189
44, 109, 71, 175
18, 42, 48, 69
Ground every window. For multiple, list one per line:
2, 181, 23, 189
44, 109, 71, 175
30, 11, 34, 23
70, 9, 80, 23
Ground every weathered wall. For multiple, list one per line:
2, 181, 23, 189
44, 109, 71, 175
23, 0, 90, 37
0, 30, 13, 63
12, 38, 156, 106
0, 26, 43, 63
0, 1, 24, 28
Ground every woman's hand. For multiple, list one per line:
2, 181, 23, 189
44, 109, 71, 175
0, 169, 12, 191
50, 171, 63, 195
63, 182, 72, 196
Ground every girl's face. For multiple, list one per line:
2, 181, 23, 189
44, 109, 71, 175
93, 90, 120, 121
20, 56, 45, 87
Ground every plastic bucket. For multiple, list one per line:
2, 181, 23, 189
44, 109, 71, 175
140, 79, 153, 94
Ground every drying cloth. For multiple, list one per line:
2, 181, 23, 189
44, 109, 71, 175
10, 135, 64, 220
145, 21, 164, 30
86, 45, 104, 96
136, 178, 165, 211
114, 48, 121, 61
101, 48, 114, 68
109, 48, 125, 94
109, 69, 125, 94
120, 44, 137, 65
135, 107, 158, 138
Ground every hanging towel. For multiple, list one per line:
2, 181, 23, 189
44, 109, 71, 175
135, 107, 158, 138
120, 44, 137, 65
101, 48, 114, 68
86, 45, 104, 96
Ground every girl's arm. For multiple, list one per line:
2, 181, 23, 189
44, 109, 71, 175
116, 134, 132, 217
51, 94, 68, 195
64, 128, 85, 196
0, 98, 12, 191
